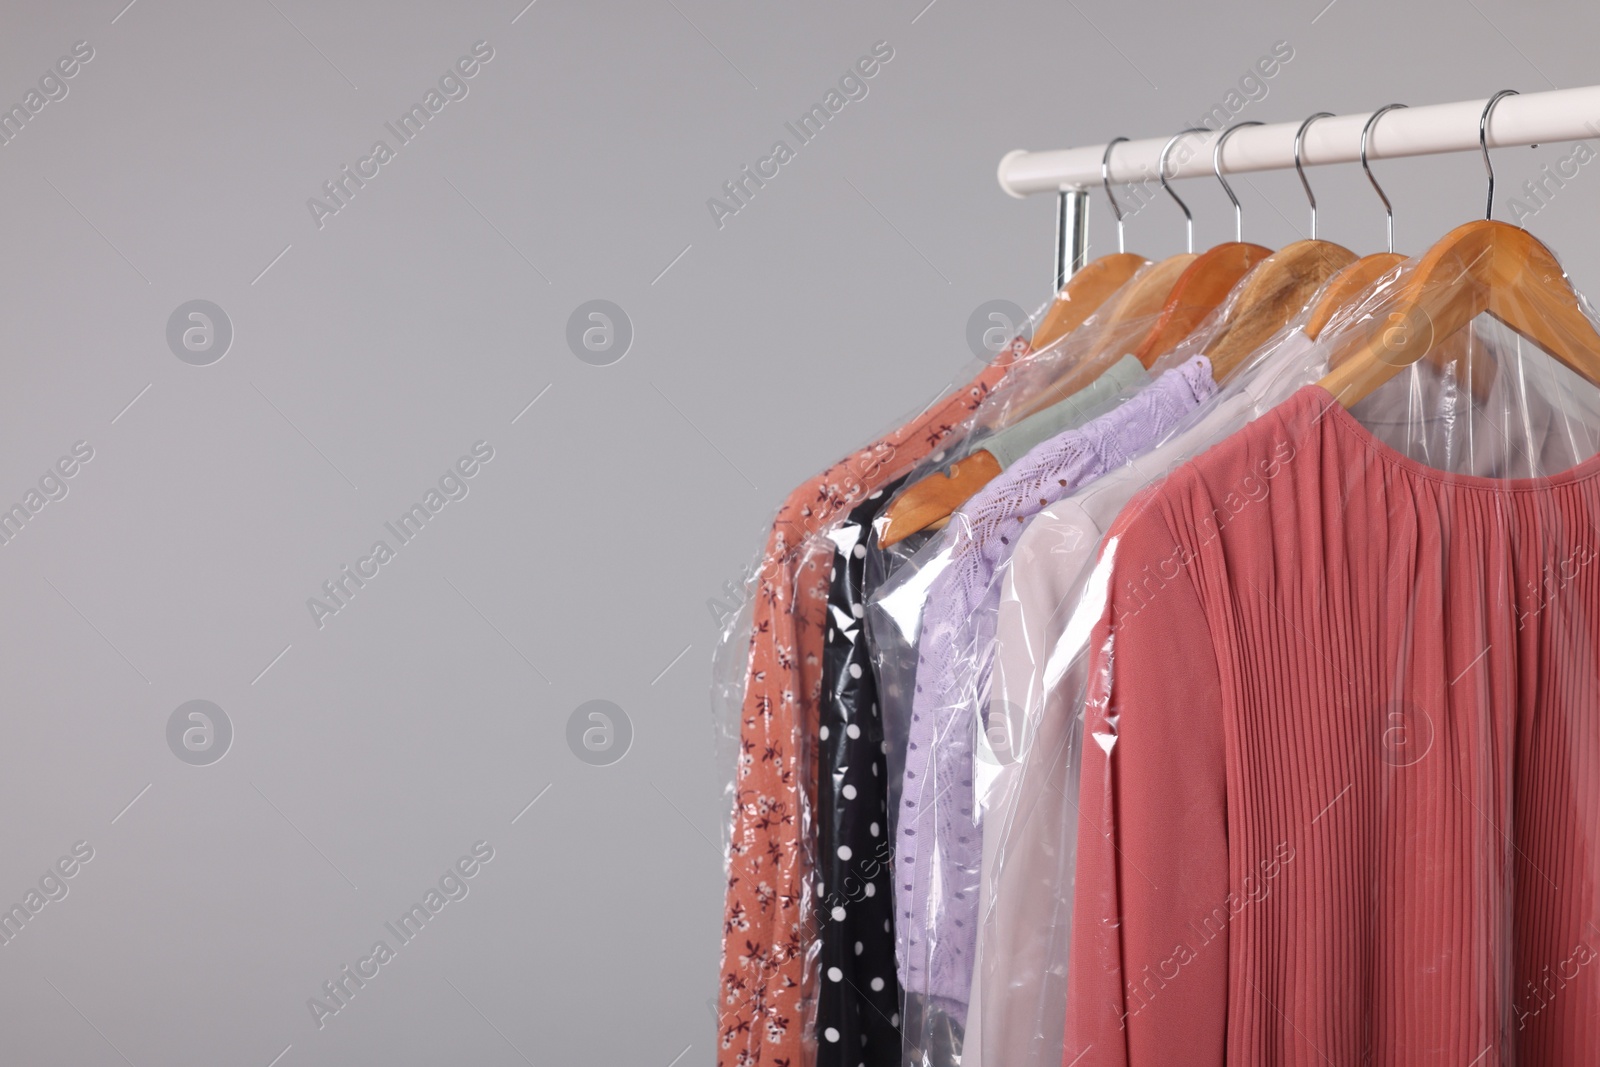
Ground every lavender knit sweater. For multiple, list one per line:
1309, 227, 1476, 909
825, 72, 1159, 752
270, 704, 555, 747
894, 357, 1217, 1023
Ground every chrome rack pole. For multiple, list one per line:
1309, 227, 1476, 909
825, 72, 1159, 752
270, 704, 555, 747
1055, 187, 1090, 289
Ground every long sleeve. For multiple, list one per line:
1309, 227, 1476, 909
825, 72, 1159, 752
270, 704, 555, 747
719, 338, 1025, 1067
1064, 492, 1229, 1067
897, 359, 1216, 1025
977, 397, 1259, 1067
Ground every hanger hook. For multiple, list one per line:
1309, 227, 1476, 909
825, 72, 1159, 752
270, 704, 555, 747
1160, 127, 1208, 254
1361, 103, 1407, 253
1294, 112, 1334, 240
1101, 136, 1130, 254
1213, 121, 1263, 242
1480, 89, 1519, 221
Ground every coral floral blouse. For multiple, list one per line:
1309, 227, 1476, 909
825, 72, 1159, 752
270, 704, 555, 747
717, 340, 1024, 1067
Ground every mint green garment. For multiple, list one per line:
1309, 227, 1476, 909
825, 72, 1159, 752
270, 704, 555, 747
976, 353, 1147, 468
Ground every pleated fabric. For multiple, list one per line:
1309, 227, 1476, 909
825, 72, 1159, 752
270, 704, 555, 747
1065, 384, 1600, 1066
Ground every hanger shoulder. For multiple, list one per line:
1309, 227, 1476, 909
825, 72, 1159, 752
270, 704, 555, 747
878, 255, 1156, 548
1007, 253, 1199, 425
1046, 254, 1194, 389
876, 450, 1002, 547
1205, 239, 1357, 382
1098, 253, 1197, 327
1319, 280, 1483, 407
1321, 221, 1600, 408
1318, 251, 1498, 404
1133, 242, 1274, 365
1319, 230, 1491, 407
1304, 252, 1406, 340
1032, 252, 1148, 350
1481, 225, 1600, 384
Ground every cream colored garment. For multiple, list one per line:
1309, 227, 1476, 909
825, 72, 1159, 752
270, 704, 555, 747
968, 330, 1320, 1067
967, 321, 1600, 1067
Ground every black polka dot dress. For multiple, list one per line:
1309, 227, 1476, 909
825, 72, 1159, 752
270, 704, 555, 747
816, 480, 903, 1065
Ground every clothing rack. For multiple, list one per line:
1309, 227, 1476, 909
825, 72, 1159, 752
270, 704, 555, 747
1000, 84, 1600, 288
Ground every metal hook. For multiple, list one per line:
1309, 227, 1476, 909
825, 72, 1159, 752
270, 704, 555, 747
1160, 128, 1208, 254
1361, 103, 1407, 253
1101, 137, 1130, 254
1480, 89, 1520, 221
1294, 112, 1334, 240
1213, 121, 1263, 242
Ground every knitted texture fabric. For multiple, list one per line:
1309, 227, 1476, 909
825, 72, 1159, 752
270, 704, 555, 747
894, 357, 1216, 1023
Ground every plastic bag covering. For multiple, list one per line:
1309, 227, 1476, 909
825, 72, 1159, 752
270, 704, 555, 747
898, 359, 1217, 1018
865, 307, 1173, 828
957, 260, 1389, 1067
815, 474, 906, 1065
973, 314, 1333, 1067
710, 371, 996, 1067
708, 270, 1166, 1067
864, 308, 1175, 848
858, 307, 1175, 1066
1038, 254, 1600, 1064
871, 322, 1229, 1067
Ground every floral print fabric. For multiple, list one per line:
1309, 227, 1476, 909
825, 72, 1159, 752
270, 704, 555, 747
718, 340, 1024, 1067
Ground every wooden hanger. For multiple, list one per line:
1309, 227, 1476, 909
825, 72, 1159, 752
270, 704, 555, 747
1319, 218, 1600, 406
874, 451, 1000, 545
876, 139, 1178, 547
1029, 137, 1182, 375
1303, 108, 1413, 342
1077, 251, 1199, 363
1309, 106, 1422, 348
1206, 238, 1356, 379
876, 254, 1156, 547
1125, 124, 1275, 367
1304, 252, 1405, 339
1205, 116, 1358, 381
1319, 100, 1533, 407
1092, 253, 1198, 327
1313, 253, 1496, 404
1031, 252, 1147, 350
1012, 251, 1198, 420
1303, 105, 1488, 399
1130, 241, 1273, 364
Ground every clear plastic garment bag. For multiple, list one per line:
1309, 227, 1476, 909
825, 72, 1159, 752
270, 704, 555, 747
709, 267, 1169, 1067
988, 258, 1600, 1065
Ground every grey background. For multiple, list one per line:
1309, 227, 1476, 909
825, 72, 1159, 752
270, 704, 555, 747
0, 0, 1596, 1064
